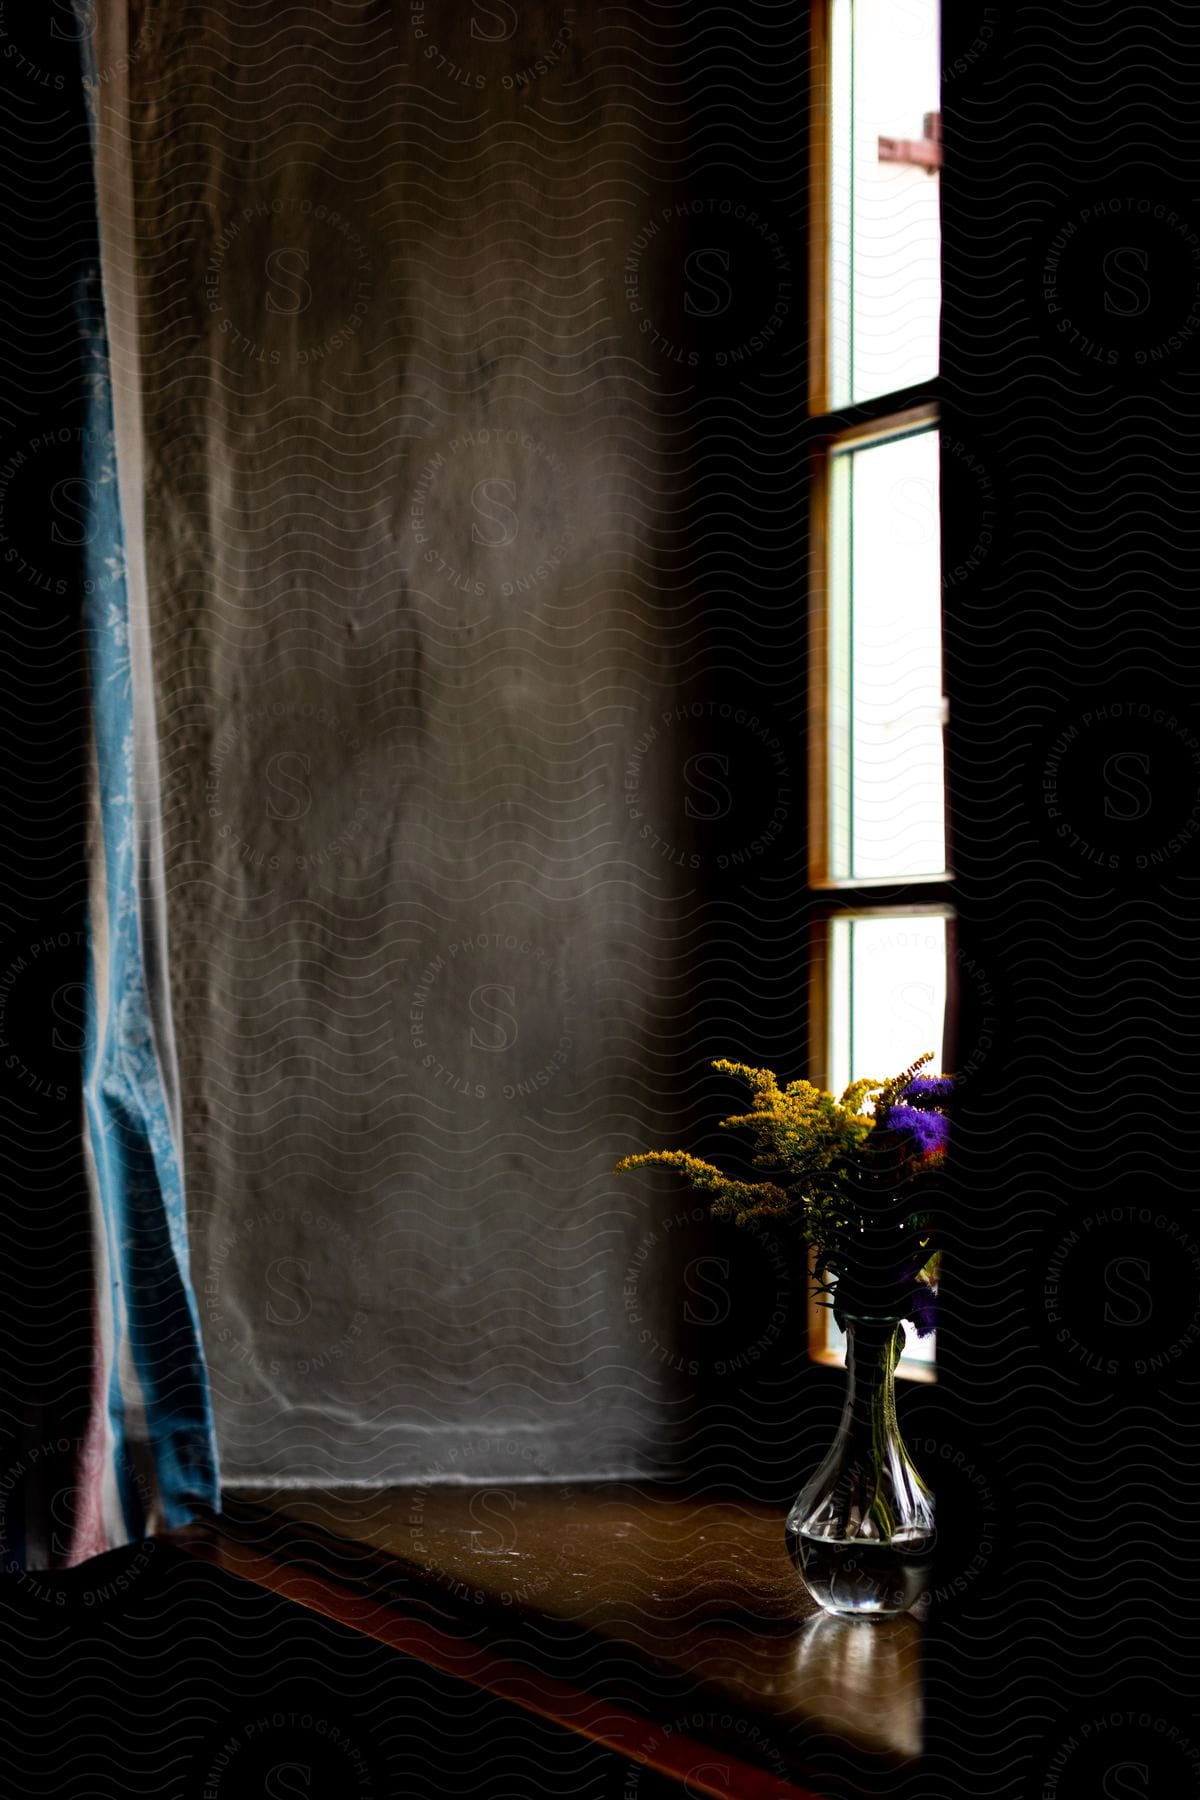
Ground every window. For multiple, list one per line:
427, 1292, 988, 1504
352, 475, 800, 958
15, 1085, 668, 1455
807, 0, 946, 1382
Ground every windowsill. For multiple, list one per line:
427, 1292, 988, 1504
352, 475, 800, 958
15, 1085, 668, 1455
173, 1482, 922, 1796
807, 871, 953, 892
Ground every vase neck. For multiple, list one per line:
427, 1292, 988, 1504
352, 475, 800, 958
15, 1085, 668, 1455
838, 1318, 903, 1444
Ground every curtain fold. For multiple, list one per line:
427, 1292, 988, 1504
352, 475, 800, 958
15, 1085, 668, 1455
77, 0, 220, 1551
2, 1, 219, 1570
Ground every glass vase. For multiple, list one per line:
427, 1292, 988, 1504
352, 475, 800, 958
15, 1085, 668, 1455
786, 1315, 934, 1618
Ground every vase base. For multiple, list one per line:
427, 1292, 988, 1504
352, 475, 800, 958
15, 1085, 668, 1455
787, 1525, 932, 1617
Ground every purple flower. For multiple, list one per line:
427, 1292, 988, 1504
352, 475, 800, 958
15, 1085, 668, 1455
884, 1103, 949, 1158
908, 1280, 937, 1337
901, 1074, 954, 1107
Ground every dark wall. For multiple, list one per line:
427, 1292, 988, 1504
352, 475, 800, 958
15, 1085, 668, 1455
116, 0, 833, 1497
127, 0, 812, 1489
937, 3, 1200, 1793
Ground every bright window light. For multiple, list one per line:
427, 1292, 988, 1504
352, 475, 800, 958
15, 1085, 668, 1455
828, 425, 947, 882
829, 0, 941, 406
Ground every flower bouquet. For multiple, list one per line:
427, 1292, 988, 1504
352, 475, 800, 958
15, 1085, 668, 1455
616, 1051, 951, 1617
615, 1049, 949, 1336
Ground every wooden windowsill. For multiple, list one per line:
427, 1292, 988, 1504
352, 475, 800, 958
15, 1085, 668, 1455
172, 1481, 922, 1797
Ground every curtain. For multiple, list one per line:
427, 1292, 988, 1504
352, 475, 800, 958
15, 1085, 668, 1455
0, 2, 219, 1570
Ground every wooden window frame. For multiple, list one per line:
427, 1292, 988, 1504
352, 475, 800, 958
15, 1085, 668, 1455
807, 401, 946, 894
806, 0, 948, 1379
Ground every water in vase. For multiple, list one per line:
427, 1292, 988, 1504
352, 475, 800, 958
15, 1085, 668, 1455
786, 1522, 935, 1617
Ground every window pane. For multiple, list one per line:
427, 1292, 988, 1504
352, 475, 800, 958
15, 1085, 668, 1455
824, 1301, 937, 1371
823, 909, 947, 1374
828, 426, 946, 882
826, 911, 947, 1097
829, 0, 941, 406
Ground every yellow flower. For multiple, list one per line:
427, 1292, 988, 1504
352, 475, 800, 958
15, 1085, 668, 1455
614, 1059, 887, 1226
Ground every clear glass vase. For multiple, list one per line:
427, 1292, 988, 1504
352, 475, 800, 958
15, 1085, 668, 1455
786, 1315, 934, 1618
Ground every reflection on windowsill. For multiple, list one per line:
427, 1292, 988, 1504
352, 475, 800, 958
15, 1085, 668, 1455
794, 1610, 924, 1758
